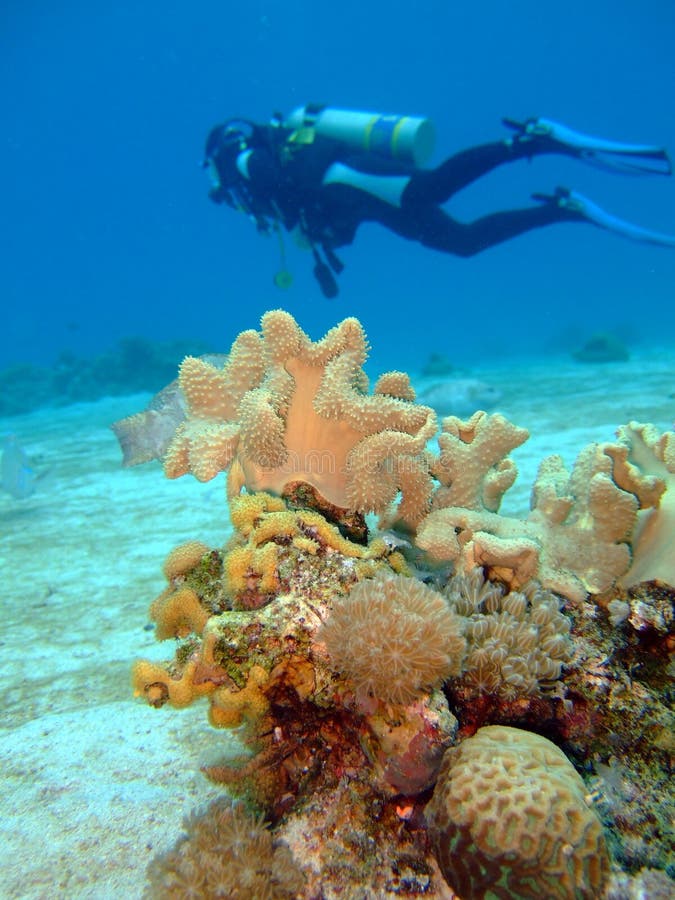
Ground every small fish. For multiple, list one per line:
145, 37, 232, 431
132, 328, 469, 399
418, 379, 502, 417
1, 434, 37, 499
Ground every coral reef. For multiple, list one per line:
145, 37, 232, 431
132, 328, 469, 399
0, 336, 215, 416
572, 332, 630, 363
426, 725, 610, 899
126, 311, 674, 898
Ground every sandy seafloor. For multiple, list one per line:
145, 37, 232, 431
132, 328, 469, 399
0, 344, 673, 899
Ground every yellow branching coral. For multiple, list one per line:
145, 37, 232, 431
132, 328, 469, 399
162, 540, 211, 580
132, 658, 219, 708
163, 310, 437, 527
209, 665, 270, 729
223, 492, 403, 608
150, 586, 210, 640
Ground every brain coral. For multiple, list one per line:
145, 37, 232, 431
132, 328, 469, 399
162, 310, 437, 527
426, 725, 610, 900
319, 574, 467, 705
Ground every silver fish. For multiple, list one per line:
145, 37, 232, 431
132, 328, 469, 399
1, 434, 36, 499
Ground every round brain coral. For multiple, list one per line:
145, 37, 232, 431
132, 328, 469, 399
426, 725, 610, 900
319, 574, 466, 705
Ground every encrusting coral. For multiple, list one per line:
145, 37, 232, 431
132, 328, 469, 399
426, 725, 610, 899
121, 310, 675, 897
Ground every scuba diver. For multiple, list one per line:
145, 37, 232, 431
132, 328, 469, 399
203, 104, 675, 298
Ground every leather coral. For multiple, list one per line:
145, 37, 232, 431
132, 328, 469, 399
163, 310, 437, 527
416, 411, 674, 602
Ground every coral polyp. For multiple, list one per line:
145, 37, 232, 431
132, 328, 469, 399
319, 574, 467, 705
145, 799, 303, 899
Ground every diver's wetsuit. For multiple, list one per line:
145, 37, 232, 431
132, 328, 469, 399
229, 132, 576, 258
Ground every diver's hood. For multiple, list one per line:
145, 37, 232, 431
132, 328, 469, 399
203, 119, 258, 168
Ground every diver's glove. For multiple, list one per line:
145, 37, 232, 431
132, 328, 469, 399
533, 186, 675, 247
504, 117, 672, 176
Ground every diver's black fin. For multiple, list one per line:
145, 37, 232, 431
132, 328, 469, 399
505, 117, 672, 176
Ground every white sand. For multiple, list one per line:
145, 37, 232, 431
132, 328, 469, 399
0, 348, 672, 898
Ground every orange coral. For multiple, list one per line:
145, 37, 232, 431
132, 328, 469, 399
209, 664, 270, 728
224, 542, 280, 598
163, 310, 437, 527
162, 540, 210, 580
132, 658, 218, 708
150, 586, 210, 640
223, 492, 401, 608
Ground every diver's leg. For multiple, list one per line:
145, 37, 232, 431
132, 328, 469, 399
414, 203, 580, 257
403, 140, 547, 206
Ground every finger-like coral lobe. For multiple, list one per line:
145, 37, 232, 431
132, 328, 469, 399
426, 725, 610, 899
163, 310, 437, 527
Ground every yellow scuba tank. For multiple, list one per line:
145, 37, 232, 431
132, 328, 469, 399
285, 104, 435, 166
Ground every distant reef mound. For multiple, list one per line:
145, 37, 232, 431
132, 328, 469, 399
0, 336, 214, 416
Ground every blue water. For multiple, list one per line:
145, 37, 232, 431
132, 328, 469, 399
3, 0, 675, 376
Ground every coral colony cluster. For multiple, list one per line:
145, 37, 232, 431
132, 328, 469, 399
118, 310, 675, 899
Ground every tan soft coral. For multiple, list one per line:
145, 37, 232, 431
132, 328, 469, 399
611, 422, 675, 587
163, 310, 437, 527
443, 568, 573, 699
146, 798, 304, 899
416, 412, 673, 601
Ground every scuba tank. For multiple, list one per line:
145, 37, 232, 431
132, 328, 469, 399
285, 104, 436, 166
